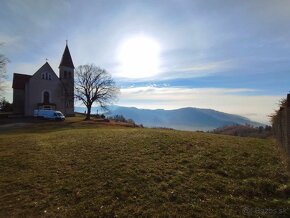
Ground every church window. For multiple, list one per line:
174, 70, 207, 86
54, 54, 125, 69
69, 72, 71, 78
43, 91, 50, 104
64, 71, 67, 79
41, 72, 52, 80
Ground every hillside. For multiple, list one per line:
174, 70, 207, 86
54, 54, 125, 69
0, 118, 289, 217
212, 125, 272, 138
76, 106, 263, 131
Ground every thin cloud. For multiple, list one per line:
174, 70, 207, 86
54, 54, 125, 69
175, 61, 232, 72
113, 60, 234, 81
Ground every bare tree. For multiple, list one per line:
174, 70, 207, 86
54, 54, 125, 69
0, 44, 9, 96
75, 64, 119, 120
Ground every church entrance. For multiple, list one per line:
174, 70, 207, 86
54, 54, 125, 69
40, 105, 53, 110
43, 91, 50, 104
38, 91, 56, 110
37, 104, 56, 110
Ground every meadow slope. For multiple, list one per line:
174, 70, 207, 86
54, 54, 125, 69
0, 119, 290, 217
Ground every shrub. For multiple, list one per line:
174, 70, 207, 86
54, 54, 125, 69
0, 98, 13, 112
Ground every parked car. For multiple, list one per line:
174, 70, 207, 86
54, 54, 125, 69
34, 109, 65, 121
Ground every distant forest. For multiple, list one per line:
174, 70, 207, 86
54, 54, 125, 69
211, 124, 272, 139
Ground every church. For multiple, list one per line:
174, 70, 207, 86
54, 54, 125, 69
12, 43, 75, 116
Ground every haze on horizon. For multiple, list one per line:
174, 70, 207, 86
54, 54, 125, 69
1, 0, 290, 124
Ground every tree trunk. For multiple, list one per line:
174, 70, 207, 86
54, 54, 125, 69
86, 105, 92, 120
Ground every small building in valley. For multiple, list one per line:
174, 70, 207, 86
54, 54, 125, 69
12, 43, 75, 116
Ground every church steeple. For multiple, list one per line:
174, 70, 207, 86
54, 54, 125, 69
59, 42, 75, 116
59, 43, 74, 69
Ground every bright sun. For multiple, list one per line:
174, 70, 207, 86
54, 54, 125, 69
117, 35, 161, 78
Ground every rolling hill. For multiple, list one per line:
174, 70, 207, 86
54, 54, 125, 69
0, 118, 289, 217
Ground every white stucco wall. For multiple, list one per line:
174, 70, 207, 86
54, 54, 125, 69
24, 64, 66, 116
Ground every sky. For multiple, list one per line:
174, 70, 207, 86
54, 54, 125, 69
1, 0, 290, 124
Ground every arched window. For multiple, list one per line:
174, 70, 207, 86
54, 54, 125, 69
64, 71, 67, 79
41, 73, 45, 79
69, 72, 71, 78
43, 91, 50, 104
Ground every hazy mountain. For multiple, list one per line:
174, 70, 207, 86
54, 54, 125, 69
75, 106, 263, 131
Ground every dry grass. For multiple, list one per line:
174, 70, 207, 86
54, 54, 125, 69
0, 117, 290, 217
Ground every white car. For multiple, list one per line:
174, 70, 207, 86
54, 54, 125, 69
34, 109, 65, 121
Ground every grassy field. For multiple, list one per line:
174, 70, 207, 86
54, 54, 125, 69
0, 118, 290, 217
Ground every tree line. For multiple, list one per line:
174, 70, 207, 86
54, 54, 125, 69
211, 124, 272, 139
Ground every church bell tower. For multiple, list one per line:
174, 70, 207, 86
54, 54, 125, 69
59, 42, 74, 116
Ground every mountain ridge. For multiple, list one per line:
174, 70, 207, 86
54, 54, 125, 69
75, 106, 263, 131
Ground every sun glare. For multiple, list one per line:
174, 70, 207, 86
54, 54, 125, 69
117, 35, 161, 78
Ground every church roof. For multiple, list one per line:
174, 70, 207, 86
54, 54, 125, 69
59, 44, 75, 69
35, 62, 56, 75
12, 73, 32, 89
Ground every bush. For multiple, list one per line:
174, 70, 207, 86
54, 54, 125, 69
109, 114, 140, 127
92, 114, 106, 119
110, 114, 126, 122
0, 98, 13, 112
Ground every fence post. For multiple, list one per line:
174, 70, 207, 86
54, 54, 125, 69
287, 94, 290, 155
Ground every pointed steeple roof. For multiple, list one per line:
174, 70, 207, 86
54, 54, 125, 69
59, 43, 75, 69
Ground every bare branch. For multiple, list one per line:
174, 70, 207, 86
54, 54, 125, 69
0, 43, 9, 95
75, 64, 119, 120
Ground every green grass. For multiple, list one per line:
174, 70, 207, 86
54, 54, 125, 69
0, 118, 290, 217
